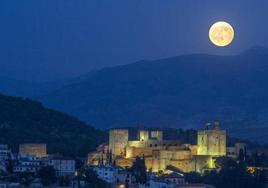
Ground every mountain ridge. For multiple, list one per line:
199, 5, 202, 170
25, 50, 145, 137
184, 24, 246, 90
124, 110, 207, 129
40, 47, 268, 130
1, 47, 268, 143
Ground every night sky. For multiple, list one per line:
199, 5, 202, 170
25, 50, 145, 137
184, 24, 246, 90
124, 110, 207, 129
0, 0, 267, 81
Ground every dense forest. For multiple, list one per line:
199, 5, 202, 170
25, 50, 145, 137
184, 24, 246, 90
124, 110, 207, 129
0, 94, 106, 157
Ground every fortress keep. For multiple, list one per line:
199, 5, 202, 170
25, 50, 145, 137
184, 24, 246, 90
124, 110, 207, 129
197, 121, 226, 156
88, 121, 228, 173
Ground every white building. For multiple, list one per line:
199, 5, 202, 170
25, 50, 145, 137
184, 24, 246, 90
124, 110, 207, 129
227, 143, 247, 159
0, 145, 10, 161
71, 179, 86, 188
13, 155, 41, 174
139, 173, 185, 188
92, 165, 117, 183
92, 165, 136, 185
0, 161, 6, 172
47, 157, 75, 177
0, 181, 20, 188
31, 178, 43, 188
148, 179, 176, 188
0, 145, 14, 172
163, 173, 185, 185
178, 184, 215, 188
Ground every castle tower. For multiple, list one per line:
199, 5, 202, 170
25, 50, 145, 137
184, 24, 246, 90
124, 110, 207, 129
151, 130, 163, 141
138, 130, 149, 141
197, 121, 226, 156
109, 129, 129, 156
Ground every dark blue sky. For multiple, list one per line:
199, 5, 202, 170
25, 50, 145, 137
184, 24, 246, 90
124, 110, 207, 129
0, 0, 267, 81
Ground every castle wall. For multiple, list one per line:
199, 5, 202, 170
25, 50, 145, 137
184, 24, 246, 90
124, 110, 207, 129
192, 155, 215, 173
169, 159, 193, 172
144, 157, 153, 170
128, 140, 182, 148
171, 150, 192, 160
126, 146, 154, 158
87, 144, 110, 165
189, 145, 198, 155
115, 158, 133, 168
151, 149, 193, 172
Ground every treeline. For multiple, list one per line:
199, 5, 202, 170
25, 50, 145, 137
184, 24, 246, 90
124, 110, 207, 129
186, 152, 268, 188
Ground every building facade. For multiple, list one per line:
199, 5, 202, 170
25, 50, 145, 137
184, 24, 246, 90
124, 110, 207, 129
0, 145, 11, 161
19, 144, 47, 158
92, 165, 136, 185
13, 155, 41, 174
47, 157, 75, 177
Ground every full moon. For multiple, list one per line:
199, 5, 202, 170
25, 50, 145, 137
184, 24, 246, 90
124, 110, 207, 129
209, 21, 234, 47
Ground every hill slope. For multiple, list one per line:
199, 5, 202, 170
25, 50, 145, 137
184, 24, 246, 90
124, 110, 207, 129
0, 74, 94, 98
0, 94, 105, 156
39, 47, 268, 142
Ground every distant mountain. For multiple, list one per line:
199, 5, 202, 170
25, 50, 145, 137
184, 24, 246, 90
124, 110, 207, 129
0, 94, 105, 156
0, 73, 96, 98
38, 46, 268, 142
2, 47, 268, 143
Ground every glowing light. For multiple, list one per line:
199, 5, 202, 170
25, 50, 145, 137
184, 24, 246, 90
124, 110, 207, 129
209, 21, 234, 47
118, 184, 125, 188
247, 167, 256, 174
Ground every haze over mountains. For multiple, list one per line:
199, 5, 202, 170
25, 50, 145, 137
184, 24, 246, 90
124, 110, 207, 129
1, 47, 268, 142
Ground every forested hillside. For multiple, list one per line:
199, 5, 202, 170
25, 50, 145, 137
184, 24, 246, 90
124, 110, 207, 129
0, 94, 106, 156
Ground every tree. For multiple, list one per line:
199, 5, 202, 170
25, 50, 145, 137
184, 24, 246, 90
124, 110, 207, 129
84, 168, 107, 188
185, 172, 202, 183
59, 176, 70, 187
6, 153, 14, 174
237, 149, 246, 164
75, 158, 84, 170
108, 150, 113, 165
38, 166, 57, 186
101, 155, 104, 165
18, 172, 32, 187
215, 156, 237, 170
186, 156, 267, 188
130, 156, 147, 184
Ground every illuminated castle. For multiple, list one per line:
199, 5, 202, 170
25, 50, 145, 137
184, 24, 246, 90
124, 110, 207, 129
88, 121, 227, 173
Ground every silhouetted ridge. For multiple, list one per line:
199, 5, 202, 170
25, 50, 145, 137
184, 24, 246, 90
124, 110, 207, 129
242, 46, 268, 56
0, 94, 105, 156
